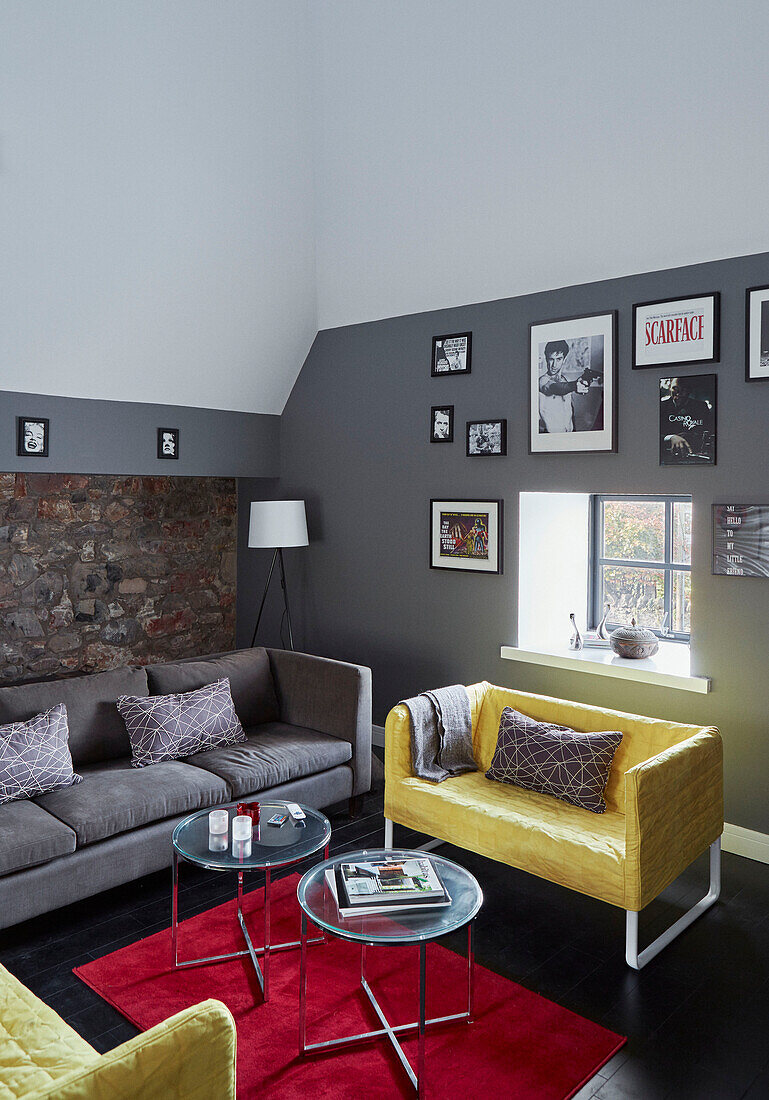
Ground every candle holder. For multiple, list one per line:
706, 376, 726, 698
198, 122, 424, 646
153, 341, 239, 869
232, 814, 252, 859
208, 809, 229, 852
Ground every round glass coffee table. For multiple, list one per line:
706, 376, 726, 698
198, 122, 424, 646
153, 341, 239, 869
171, 800, 331, 1001
297, 848, 483, 1098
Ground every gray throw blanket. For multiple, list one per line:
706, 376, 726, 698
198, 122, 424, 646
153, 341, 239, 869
402, 685, 476, 782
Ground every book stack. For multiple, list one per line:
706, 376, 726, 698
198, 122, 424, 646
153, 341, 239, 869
326, 857, 451, 918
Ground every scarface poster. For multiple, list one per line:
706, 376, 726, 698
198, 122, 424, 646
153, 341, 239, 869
659, 375, 716, 466
634, 293, 719, 369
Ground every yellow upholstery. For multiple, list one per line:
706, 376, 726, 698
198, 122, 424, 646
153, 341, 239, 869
385, 682, 723, 912
0, 964, 236, 1100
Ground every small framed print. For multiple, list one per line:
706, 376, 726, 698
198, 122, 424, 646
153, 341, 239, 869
713, 505, 769, 577
17, 417, 49, 457
659, 375, 716, 466
430, 405, 454, 442
745, 284, 769, 382
430, 499, 502, 574
633, 293, 720, 369
529, 311, 617, 454
432, 332, 471, 376
157, 427, 180, 460
466, 419, 507, 456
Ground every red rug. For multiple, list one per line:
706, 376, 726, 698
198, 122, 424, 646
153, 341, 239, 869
75, 873, 624, 1099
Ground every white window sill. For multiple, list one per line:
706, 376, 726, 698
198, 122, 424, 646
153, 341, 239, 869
500, 641, 710, 694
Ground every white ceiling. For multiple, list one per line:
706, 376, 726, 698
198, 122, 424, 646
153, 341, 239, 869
4, 1, 769, 414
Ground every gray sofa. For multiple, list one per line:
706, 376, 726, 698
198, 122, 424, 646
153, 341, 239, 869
0, 647, 372, 930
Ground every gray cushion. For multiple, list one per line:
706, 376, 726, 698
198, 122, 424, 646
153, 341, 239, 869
0, 799, 77, 877
486, 707, 623, 815
117, 678, 246, 768
0, 666, 149, 766
147, 648, 279, 727
0, 704, 82, 805
35, 757, 230, 845
183, 722, 353, 799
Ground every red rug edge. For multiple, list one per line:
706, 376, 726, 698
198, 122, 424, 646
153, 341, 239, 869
73, 965, 147, 1032
563, 1034, 627, 1100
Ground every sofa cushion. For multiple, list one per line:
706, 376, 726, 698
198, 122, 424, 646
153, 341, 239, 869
35, 757, 230, 846
0, 800, 78, 877
394, 770, 627, 907
486, 707, 622, 815
183, 722, 353, 799
147, 649, 279, 727
117, 679, 246, 768
0, 667, 149, 766
0, 704, 82, 806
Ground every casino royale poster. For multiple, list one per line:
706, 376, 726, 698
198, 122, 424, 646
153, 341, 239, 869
634, 294, 719, 368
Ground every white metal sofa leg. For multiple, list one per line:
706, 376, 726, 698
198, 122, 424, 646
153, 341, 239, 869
625, 838, 721, 970
384, 818, 443, 853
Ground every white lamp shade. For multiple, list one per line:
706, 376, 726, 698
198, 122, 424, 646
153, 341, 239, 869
248, 500, 308, 548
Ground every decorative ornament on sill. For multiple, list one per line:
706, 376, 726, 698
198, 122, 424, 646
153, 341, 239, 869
568, 613, 583, 651
609, 618, 660, 660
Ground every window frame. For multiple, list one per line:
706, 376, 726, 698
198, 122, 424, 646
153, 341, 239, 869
589, 494, 691, 642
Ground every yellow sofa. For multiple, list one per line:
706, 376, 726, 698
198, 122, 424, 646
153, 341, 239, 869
0, 963, 236, 1100
385, 682, 723, 968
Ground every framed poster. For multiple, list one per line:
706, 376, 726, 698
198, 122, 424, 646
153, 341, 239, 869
659, 375, 716, 466
17, 417, 49, 457
713, 505, 769, 577
157, 427, 180, 460
430, 405, 454, 442
633, 293, 719, 369
745, 284, 769, 382
430, 499, 502, 574
432, 332, 471, 376
466, 419, 506, 456
529, 311, 617, 454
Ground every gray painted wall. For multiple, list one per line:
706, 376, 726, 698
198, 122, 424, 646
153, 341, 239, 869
277, 250, 769, 836
0, 391, 279, 477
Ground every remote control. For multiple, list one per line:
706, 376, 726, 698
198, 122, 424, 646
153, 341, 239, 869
285, 803, 306, 821
267, 812, 288, 826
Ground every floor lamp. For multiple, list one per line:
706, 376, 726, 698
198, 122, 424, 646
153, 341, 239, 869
248, 500, 308, 650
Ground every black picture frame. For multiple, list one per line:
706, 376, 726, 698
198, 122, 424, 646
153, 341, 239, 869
17, 417, 49, 458
429, 498, 503, 574
745, 284, 769, 383
431, 332, 472, 377
528, 310, 618, 455
466, 419, 507, 456
157, 427, 180, 460
430, 405, 454, 443
659, 374, 717, 466
632, 292, 720, 370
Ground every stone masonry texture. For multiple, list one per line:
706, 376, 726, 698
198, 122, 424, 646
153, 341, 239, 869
0, 474, 236, 683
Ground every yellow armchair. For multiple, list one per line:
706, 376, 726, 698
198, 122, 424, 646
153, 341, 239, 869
385, 682, 723, 969
0, 962, 236, 1100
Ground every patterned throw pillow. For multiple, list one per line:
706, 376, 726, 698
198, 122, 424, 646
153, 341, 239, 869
485, 707, 622, 814
0, 704, 82, 806
117, 678, 246, 768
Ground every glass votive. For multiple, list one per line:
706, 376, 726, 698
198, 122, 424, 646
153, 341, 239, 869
209, 809, 228, 835
232, 814, 252, 859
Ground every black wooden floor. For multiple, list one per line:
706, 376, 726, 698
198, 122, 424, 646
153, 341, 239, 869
1, 786, 768, 1099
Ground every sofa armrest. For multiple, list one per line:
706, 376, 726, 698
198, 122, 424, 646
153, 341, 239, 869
39, 999, 236, 1100
266, 649, 372, 797
624, 727, 723, 911
384, 682, 489, 821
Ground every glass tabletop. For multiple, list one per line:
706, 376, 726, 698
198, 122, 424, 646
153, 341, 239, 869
172, 801, 331, 871
297, 848, 483, 944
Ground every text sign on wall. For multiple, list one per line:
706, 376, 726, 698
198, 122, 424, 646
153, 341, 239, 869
633, 293, 720, 369
713, 505, 769, 577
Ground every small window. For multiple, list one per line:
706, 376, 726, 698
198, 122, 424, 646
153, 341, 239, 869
590, 496, 691, 641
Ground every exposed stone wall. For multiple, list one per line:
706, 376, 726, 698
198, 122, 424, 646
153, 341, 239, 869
0, 474, 236, 683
